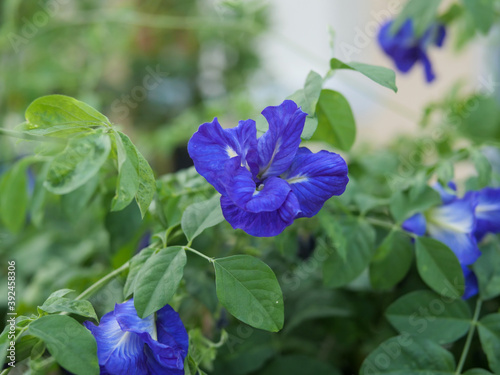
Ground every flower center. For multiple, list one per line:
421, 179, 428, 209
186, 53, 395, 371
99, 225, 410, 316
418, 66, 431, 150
256, 183, 265, 191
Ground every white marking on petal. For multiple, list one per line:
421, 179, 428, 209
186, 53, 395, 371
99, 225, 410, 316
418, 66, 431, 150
226, 146, 238, 158
286, 175, 308, 184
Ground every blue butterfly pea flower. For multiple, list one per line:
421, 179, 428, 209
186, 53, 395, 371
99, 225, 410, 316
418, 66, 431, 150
378, 19, 446, 83
402, 183, 480, 299
465, 187, 500, 241
84, 299, 188, 375
187, 100, 349, 237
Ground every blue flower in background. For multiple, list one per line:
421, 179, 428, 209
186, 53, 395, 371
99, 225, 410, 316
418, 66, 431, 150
188, 100, 349, 237
465, 187, 500, 241
403, 183, 480, 298
84, 299, 188, 375
378, 19, 446, 83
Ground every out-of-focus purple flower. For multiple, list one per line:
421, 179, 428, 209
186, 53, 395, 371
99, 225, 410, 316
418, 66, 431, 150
402, 183, 480, 299
465, 187, 500, 241
84, 299, 188, 375
187, 100, 349, 237
378, 19, 446, 83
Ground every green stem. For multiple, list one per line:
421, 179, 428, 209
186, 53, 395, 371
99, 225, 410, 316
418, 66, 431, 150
183, 246, 214, 263
365, 217, 396, 231
455, 298, 483, 374
75, 261, 130, 301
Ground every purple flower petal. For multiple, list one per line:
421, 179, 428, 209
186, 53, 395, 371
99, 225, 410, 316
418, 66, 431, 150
220, 192, 301, 237
282, 148, 348, 218
402, 213, 427, 236
257, 100, 307, 179
462, 265, 479, 300
471, 187, 500, 240
188, 118, 258, 194
433, 182, 457, 204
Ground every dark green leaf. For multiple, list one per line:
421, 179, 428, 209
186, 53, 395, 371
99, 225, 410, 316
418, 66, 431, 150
474, 242, 500, 300
28, 315, 99, 375
330, 58, 397, 92
214, 255, 284, 332
44, 132, 111, 194
370, 230, 413, 290
181, 194, 224, 243
323, 218, 376, 288
386, 290, 471, 344
25, 95, 110, 129
478, 313, 500, 374
124, 247, 155, 298
261, 355, 340, 375
390, 185, 441, 223
360, 336, 455, 375
312, 89, 356, 151
134, 246, 187, 318
415, 237, 465, 298
463, 369, 494, 375
111, 132, 140, 211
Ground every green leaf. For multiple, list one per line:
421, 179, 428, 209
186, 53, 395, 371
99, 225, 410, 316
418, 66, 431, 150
415, 237, 465, 298
301, 116, 318, 140
370, 230, 413, 290
330, 58, 397, 92
478, 313, 500, 374
436, 161, 454, 186
458, 95, 500, 143
312, 89, 356, 151
323, 218, 376, 288
44, 132, 111, 194
390, 185, 441, 223
28, 315, 98, 375
134, 147, 156, 218
181, 194, 224, 243
360, 336, 455, 375
111, 132, 140, 211
393, 0, 442, 37
134, 246, 187, 318
471, 149, 492, 188
0, 158, 30, 233
474, 242, 500, 300
0, 326, 9, 368
124, 247, 155, 298
461, 0, 495, 34
214, 255, 284, 332
303, 70, 323, 114
61, 173, 100, 217
385, 290, 471, 344
318, 213, 347, 261
38, 298, 98, 321
25, 95, 110, 129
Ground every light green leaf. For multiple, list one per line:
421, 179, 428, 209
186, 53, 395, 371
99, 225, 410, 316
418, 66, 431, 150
0, 326, 9, 368
181, 194, 224, 243
28, 315, 99, 375
301, 117, 318, 140
393, 0, 442, 37
360, 336, 455, 375
471, 149, 492, 188
134, 246, 187, 318
461, 0, 495, 34
123, 247, 155, 298
478, 313, 500, 374
303, 70, 323, 114
214, 255, 284, 332
323, 217, 376, 288
390, 185, 441, 223
134, 148, 156, 218
473, 242, 500, 300
111, 132, 140, 211
312, 89, 356, 151
386, 290, 471, 344
415, 237, 465, 298
25, 95, 110, 129
44, 132, 111, 194
38, 298, 98, 321
61, 173, 100, 217
330, 58, 397, 92
370, 230, 413, 290
0, 158, 30, 233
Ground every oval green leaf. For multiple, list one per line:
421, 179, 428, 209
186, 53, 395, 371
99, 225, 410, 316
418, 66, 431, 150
134, 246, 187, 318
28, 315, 98, 375
478, 313, 500, 374
181, 194, 224, 243
214, 255, 284, 332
